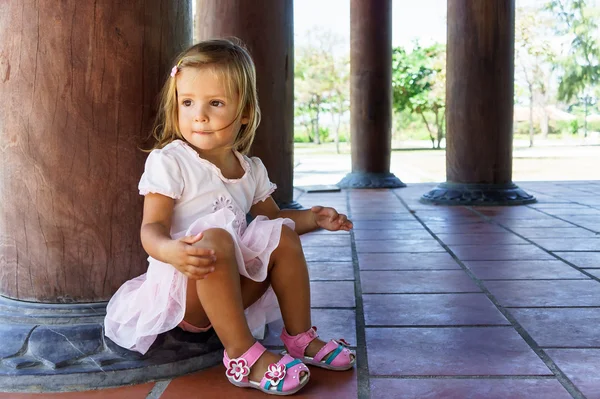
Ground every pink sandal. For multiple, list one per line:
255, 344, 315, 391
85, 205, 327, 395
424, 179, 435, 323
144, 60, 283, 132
280, 326, 356, 371
223, 341, 310, 395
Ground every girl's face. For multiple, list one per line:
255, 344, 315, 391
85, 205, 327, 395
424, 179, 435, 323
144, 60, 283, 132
176, 67, 248, 154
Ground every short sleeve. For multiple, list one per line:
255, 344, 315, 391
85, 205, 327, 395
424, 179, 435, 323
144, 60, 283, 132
250, 157, 277, 204
138, 149, 184, 199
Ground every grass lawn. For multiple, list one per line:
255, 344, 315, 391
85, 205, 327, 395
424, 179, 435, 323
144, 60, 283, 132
293, 141, 600, 185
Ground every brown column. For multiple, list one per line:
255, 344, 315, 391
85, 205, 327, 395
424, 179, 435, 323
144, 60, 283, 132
0, 1, 191, 302
338, 0, 404, 189
422, 0, 535, 205
195, 0, 296, 207
0, 1, 220, 392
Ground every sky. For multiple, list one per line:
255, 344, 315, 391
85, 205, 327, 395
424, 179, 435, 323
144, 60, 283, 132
293, 0, 598, 51
294, 0, 447, 50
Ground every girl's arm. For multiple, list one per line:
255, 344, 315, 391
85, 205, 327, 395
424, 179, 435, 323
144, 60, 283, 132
141, 193, 215, 279
140, 193, 177, 260
250, 197, 353, 235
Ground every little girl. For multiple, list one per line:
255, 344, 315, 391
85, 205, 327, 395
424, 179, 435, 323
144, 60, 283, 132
104, 38, 355, 395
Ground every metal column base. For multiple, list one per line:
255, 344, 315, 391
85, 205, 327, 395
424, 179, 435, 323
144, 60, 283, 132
421, 182, 536, 206
337, 172, 406, 189
0, 296, 223, 393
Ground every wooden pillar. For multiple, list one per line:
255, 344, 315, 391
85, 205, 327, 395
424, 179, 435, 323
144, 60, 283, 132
0, 1, 178, 303
195, 0, 297, 207
0, 1, 220, 392
338, 0, 404, 189
422, 0, 535, 205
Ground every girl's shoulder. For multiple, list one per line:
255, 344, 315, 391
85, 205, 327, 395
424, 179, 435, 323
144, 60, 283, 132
149, 140, 187, 157
242, 154, 267, 173
139, 141, 189, 199
142, 140, 196, 180
242, 155, 273, 185
146, 140, 199, 168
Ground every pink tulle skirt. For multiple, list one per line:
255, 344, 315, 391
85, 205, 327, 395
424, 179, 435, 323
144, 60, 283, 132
104, 208, 294, 354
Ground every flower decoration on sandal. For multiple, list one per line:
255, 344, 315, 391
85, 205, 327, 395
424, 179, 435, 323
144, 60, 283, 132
264, 363, 286, 386
226, 358, 250, 383
337, 338, 351, 347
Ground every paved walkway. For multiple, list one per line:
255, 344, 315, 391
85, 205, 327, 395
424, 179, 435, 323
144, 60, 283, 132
2, 181, 600, 398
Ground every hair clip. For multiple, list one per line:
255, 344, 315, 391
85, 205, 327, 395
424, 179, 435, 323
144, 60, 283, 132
170, 60, 183, 78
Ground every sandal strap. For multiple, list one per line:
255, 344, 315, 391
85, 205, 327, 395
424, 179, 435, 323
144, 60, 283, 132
280, 327, 319, 358
313, 340, 342, 363
223, 341, 267, 369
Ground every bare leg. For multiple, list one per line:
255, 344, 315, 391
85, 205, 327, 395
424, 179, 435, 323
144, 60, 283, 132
188, 229, 254, 353
182, 228, 297, 382
268, 226, 331, 358
184, 272, 269, 328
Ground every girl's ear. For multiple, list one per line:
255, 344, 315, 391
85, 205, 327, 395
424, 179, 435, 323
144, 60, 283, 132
241, 108, 250, 125
240, 103, 251, 125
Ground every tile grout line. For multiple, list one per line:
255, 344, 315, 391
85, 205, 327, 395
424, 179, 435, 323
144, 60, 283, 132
364, 324, 513, 328
466, 208, 600, 285
504, 305, 600, 309
542, 251, 600, 253
391, 190, 587, 399
524, 204, 599, 234
146, 380, 171, 399
358, 291, 483, 295
346, 190, 371, 399
369, 374, 558, 380
527, 200, 600, 231
524, 187, 600, 209
521, 187, 599, 206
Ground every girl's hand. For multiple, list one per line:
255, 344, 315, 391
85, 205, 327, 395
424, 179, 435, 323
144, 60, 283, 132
310, 206, 353, 232
163, 233, 216, 280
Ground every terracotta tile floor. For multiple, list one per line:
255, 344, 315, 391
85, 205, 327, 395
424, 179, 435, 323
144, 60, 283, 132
2, 181, 600, 398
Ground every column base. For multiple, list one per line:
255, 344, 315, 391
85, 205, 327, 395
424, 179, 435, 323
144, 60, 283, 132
421, 182, 536, 206
0, 296, 223, 392
337, 172, 406, 189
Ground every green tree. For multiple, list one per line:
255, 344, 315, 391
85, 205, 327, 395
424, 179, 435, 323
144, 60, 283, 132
515, 5, 556, 146
391, 43, 446, 149
546, 0, 600, 136
295, 50, 328, 145
329, 54, 350, 153
295, 29, 349, 149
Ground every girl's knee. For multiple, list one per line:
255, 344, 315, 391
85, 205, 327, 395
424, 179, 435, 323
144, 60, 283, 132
279, 225, 302, 252
195, 228, 235, 256
194, 229, 238, 276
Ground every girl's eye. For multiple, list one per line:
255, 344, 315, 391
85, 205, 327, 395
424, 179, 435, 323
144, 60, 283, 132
182, 100, 192, 106
210, 100, 224, 107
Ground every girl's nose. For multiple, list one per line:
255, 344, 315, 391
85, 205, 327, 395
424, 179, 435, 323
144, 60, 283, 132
194, 113, 208, 123
194, 107, 209, 123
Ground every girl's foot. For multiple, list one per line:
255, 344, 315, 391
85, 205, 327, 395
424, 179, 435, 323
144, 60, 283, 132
280, 326, 356, 371
223, 341, 310, 395
247, 349, 286, 382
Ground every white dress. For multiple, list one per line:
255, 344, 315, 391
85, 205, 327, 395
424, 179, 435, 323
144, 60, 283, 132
104, 140, 294, 354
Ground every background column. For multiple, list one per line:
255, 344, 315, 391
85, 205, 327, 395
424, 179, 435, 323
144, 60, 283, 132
338, 0, 405, 189
422, 0, 535, 205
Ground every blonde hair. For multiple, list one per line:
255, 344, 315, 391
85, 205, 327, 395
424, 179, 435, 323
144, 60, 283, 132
148, 38, 261, 154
